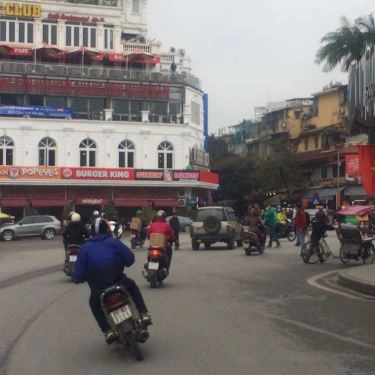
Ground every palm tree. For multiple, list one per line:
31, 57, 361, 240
355, 13, 375, 54
315, 16, 366, 72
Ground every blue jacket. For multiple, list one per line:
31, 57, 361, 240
75, 234, 135, 290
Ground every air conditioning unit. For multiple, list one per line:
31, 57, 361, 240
177, 190, 185, 198
178, 198, 187, 207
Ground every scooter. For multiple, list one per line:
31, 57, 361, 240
142, 245, 169, 288
130, 229, 144, 249
63, 244, 81, 281
100, 284, 150, 361
242, 229, 265, 255
108, 221, 123, 239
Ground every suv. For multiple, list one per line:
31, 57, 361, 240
0, 215, 62, 241
190, 206, 242, 250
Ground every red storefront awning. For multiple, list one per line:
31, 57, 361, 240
113, 199, 148, 207
126, 50, 160, 65
34, 44, 66, 59
153, 200, 178, 208
31, 200, 69, 207
1, 199, 29, 207
67, 47, 104, 62
75, 198, 110, 205
107, 53, 127, 63
8, 46, 33, 56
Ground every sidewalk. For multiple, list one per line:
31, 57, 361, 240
337, 264, 375, 296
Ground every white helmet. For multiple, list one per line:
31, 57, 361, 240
93, 210, 100, 217
156, 210, 166, 218
71, 212, 81, 222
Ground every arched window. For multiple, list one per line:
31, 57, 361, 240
79, 138, 96, 167
158, 141, 173, 169
38, 137, 56, 166
118, 140, 135, 168
0, 136, 14, 165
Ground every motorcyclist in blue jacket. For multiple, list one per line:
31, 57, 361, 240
75, 218, 151, 344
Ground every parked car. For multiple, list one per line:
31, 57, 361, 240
166, 215, 193, 232
0, 215, 62, 241
190, 206, 242, 250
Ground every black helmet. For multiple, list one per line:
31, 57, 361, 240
91, 218, 110, 235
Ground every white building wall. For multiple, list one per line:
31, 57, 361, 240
1, 117, 204, 169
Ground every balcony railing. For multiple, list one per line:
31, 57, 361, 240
0, 60, 201, 90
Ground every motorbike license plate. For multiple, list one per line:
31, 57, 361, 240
69, 255, 77, 262
110, 304, 132, 325
148, 261, 159, 270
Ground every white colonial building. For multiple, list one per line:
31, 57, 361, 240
0, 0, 215, 221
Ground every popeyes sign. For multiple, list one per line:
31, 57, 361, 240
0, 3, 41, 17
0, 166, 60, 179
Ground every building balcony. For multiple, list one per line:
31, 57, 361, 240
0, 60, 201, 90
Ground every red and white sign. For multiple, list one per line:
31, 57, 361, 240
345, 154, 360, 181
62, 168, 134, 180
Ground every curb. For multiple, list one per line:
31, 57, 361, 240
337, 268, 375, 297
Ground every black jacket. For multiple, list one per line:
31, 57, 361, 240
63, 221, 89, 245
168, 216, 181, 232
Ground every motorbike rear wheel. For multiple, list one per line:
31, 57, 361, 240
362, 245, 375, 264
287, 230, 296, 242
125, 330, 143, 361
149, 274, 158, 288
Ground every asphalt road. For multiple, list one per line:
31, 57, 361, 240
0, 233, 374, 375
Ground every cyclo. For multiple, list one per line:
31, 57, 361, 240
337, 224, 375, 264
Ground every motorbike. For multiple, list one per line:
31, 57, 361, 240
130, 229, 144, 249
100, 284, 150, 361
63, 243, 81, 281
242, 229, 265, 255
276, 219, 296, 241
142, 245, 169, 288
108, 221, 123, 239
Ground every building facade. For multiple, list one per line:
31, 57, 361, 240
0, 0, 217, 221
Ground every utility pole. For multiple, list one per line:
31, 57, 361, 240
336, 151, 340, 210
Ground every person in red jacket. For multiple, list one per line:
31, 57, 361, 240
147, 210, 176, 270
294, 204, 309, 247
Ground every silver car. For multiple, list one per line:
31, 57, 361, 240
0, 215, 62, 241
166, 216, 193, 232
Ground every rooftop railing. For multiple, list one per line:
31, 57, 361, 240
0, 60, 201, 90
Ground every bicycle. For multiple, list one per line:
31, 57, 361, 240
300, 235, 332, 264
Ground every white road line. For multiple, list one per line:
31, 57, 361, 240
267, 313, 375, 350
307, 270, 364, 300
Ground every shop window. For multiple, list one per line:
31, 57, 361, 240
0, 136, 14, 166
79, 138, 96, 167
38, 137, 56, 166
158, 141, 173, 169
118, 140, 135, 168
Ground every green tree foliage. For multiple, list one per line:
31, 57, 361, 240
252, 146, 307, 199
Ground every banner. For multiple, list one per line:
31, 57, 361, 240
358, 145, 375, 196
345, 154, 360, 182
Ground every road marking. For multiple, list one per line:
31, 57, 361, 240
267, 313, 375, 350
307, 270, 364, 300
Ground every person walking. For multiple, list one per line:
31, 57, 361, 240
264, 205, 280, 248
294, 204, 309, 247
168, 212, 181, 250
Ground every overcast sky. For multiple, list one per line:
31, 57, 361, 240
148, 0, 374, 134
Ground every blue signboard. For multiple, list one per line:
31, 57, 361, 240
0, 106, 74, 119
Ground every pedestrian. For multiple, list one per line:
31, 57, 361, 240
294, 204, 309, 247
168, 212, 181, 250
264, 205, 280, 248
